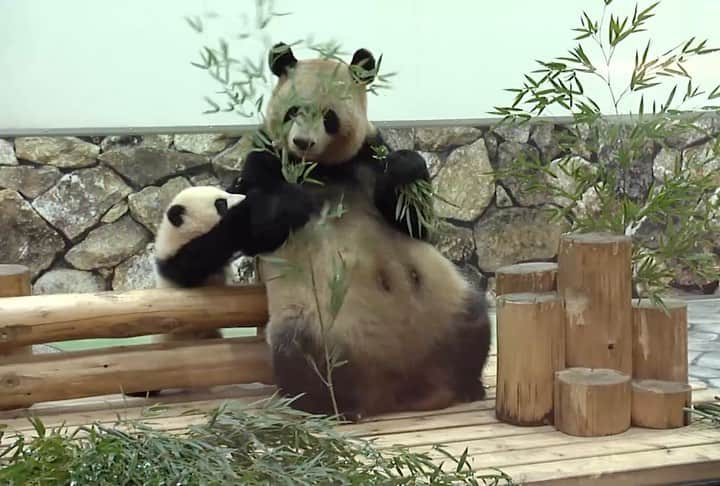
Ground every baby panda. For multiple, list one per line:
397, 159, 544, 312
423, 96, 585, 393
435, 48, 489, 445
125, 185, 246, 398
226, 43, 492, 421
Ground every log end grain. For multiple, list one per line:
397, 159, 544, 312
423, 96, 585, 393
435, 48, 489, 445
631, 379, 692, 429
495, 262, 558, 296
554, 367, 631, 437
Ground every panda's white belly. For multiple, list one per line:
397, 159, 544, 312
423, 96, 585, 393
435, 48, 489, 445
258, 193, 471, 367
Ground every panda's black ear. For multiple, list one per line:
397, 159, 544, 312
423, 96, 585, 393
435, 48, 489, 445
269, 42, 297, 77
350, 48, 376, 84
167, 204, 185, 227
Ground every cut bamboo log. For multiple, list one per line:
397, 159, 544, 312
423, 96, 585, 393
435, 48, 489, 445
495, 262, 558, 296
496, 292, 565, 426
632, 298, 688, 383
0, 336, 272, 409
558, 232, 633, 375
554, 367, 631, 437
0, 285, 268, 352
631, 379, 691, 429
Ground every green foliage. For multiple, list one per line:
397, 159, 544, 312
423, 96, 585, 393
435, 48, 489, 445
491, 0, 720, 306
686, 396, 720, 427
0, 397, 515, 485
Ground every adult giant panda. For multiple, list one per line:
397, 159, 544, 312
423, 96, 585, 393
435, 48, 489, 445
227, 43, 492, 421
126, 185, 247, 398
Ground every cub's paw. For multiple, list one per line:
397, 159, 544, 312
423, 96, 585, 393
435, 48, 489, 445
383, 150, 430, 187
338, 408, 365, 423
228, 149, 284, 193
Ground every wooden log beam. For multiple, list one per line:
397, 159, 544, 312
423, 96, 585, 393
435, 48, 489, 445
496, 292, 565, 426
632, 298, 688, 383
631, 379, 692, 429
554, 367, 631, 437
495, 262, 558, 296
0, 336, 273, 409
0, 285, 268, 351
558, 232, 633, 375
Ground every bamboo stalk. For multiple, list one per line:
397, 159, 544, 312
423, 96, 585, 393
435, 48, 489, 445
0, 285, 268, 351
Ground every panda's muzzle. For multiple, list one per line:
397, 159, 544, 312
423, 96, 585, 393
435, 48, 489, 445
292, 137, 315, 151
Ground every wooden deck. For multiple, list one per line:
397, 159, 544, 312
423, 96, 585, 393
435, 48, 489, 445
2, 349, 719, 485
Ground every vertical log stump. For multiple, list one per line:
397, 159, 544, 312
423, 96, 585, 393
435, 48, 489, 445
632, 298, 688, 383
0, 264, 34, 410
496, 292, 565, 426
0, 265, 33, 357
558, 232, 633, 375
631, 379, 691, 429
554, 367, 631, 437
495, 262, 558, 296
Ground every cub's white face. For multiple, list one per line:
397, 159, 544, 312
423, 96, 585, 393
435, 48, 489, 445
154, 186, 245, 260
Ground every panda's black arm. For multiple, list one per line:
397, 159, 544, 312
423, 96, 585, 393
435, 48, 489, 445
373, 149, 433, 241
223, 185, 317, 256
227, 146, 286, 194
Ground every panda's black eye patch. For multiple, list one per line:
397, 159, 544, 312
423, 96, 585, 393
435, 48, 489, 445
284, 106, 299, 123
323, 109, 340, 134
167, 204, 185, 227
214, 198, 229, 215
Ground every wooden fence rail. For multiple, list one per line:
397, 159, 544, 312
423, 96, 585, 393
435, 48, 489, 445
0, 264, 273, 410
0, 285, 268, 352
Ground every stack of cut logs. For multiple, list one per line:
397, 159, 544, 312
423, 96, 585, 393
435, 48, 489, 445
494, 232, 691, 436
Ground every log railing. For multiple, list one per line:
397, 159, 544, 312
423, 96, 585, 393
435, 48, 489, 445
0, 264, 272, 410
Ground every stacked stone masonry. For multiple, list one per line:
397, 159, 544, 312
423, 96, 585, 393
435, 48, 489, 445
1, 121, 718, 301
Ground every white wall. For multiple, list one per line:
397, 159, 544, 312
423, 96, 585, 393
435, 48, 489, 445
0, 0, 718, 133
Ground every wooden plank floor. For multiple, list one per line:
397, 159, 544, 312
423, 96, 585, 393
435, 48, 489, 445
2, 350, 719, 485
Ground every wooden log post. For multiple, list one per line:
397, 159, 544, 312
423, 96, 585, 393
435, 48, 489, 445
554, 367, 631, 437
631, 379, 692, 429
632, 298, 688, 383
0, 264, 34, 410
495, 262, 558, 296
0, 336, 273, 408
0, 285, 268, 351
496, 292, 565, 426
558, 232, 633, 375
0, 264, 33, 357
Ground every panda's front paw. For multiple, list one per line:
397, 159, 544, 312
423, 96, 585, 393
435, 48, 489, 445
382, 150, 430, 187
228, 149, 285, 193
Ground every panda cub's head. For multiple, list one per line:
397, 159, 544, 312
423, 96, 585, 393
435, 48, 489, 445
264, 42, 378, 165
155, 186, 245, 260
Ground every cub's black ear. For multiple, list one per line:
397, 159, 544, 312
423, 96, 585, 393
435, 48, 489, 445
269, 42, 297, 77
167, 204, 185, 227
350, 48, 376, 84
214, 197, 229, 215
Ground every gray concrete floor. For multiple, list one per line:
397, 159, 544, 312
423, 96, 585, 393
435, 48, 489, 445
686, 296, 720, 389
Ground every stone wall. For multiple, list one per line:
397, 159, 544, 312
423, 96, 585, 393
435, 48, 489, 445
1, 119, 718, 300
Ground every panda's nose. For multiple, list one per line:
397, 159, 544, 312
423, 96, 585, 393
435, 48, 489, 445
293, 137, 315, 151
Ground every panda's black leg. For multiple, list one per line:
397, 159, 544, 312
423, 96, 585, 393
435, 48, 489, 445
269, 318, 362, 421
448, 289, 493, 403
